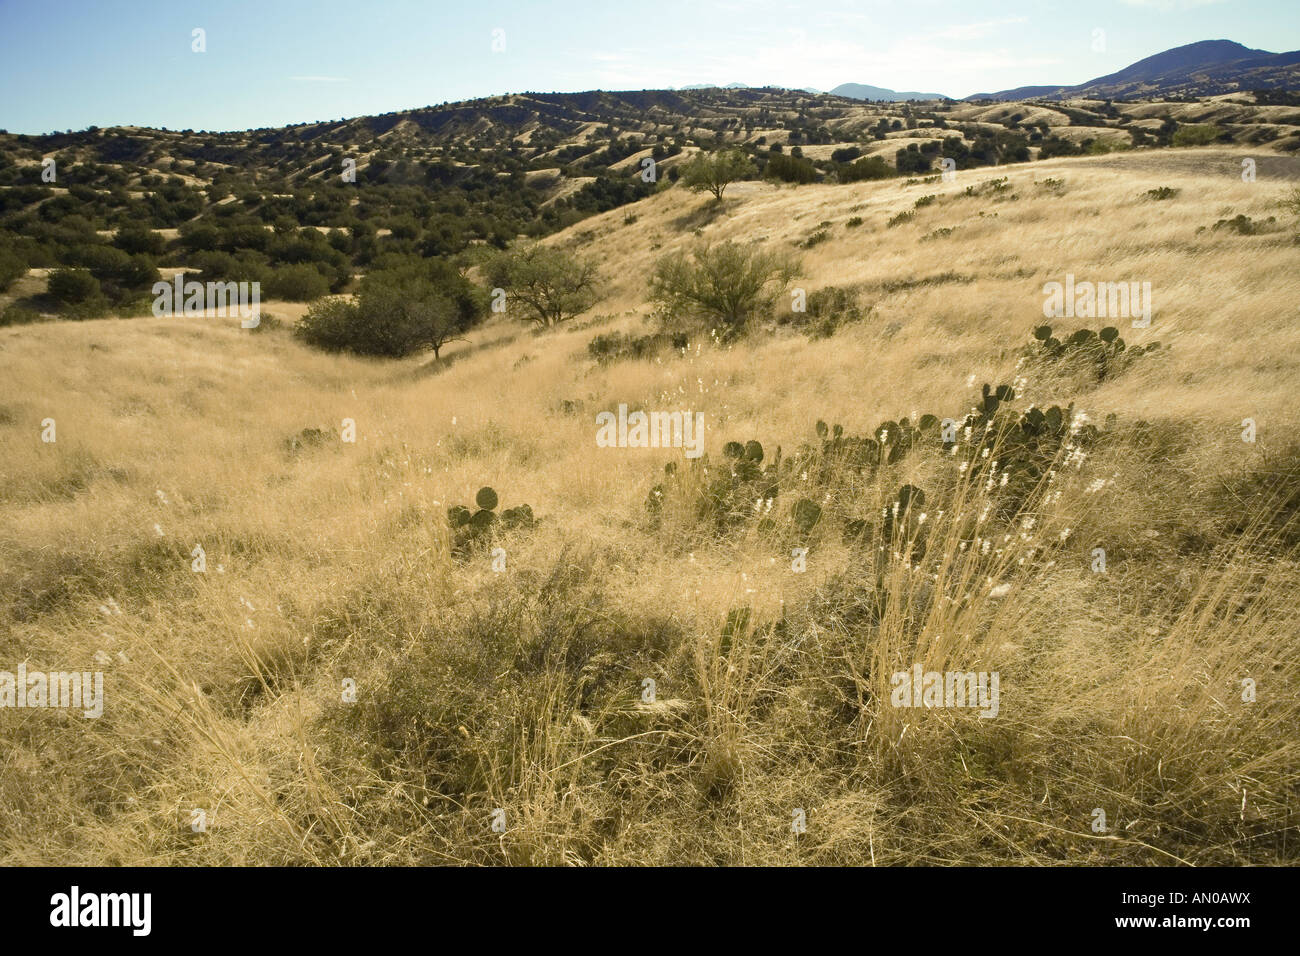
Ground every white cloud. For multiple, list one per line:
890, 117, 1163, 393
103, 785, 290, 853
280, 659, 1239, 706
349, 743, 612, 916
1118, 0, 1228, 10
933, 17, 1029, 41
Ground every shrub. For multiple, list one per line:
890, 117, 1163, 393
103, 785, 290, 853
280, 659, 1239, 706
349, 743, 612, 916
587, 330, 680, 363
483, 242, 599, 327
112, 225, 164, 256
1172, 124, 1221, 147
648, 241, 800, 333
895, 144, 931, 174
1208, 214, 1277, 236
0, 246, 24, 292
0, 304, 41, 327
265, 264, 331, 301
782, 285, 869, 338
837, 156, 893, 183
764, 151, 817, 184
47, 268, 100, 304
296, 261, 485, 358
1282, 186, 1300, 220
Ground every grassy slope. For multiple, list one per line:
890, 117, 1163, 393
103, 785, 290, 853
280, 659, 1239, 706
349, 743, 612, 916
1, 147, 1297, 865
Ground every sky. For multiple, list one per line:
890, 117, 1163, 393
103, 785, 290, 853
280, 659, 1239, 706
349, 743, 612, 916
1, 0, 1298, 134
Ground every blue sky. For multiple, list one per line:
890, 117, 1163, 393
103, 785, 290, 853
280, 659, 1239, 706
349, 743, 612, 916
2, 0, 1298, 134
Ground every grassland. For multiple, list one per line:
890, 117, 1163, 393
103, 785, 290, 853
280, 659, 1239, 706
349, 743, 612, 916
1, 146, 1297, 865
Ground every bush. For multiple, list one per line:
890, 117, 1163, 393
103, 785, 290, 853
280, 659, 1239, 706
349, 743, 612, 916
113, 225, 164, 256
47, 268, 100, 304
587, 330, 683, 363
782, 285, 869, 338
0, 246, 24, 292
895, 144, 931, 174
648, 241, 800, 333
764, 151, 817, 184
483, 242, 599, 327
296, 261, 485, 358
265, 264, 331, 301
1172, 124, 1221, 147
837, 156, 893, 183
0, 304, 41, 327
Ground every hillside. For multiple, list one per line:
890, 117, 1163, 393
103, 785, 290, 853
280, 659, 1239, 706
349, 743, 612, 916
5, 84, 1300, 328
2, 145, 1298, 865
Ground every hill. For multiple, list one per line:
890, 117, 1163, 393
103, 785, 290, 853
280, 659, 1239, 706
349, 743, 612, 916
830, 83, 948, 101
971, 39, 1300, 100
2, 144, 1299, 865
4, 84, 1300, 325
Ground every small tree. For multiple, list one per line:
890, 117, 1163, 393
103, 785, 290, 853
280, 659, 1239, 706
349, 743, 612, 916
484, 242, 599, 327
648, 241, 800, 333
1282, 186, 1300, 220
680, 148, 754, 201
295, 261, 485, 358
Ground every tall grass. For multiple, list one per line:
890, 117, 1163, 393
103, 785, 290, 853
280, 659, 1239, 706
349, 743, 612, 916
1, 148, 1297, 865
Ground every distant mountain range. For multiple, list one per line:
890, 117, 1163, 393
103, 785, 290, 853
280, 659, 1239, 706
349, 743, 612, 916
688, 39, 1299, 103
830, 83, 947, 101
967, 39, 1299, 100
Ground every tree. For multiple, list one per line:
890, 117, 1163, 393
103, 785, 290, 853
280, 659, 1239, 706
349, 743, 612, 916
679, 148, 754, 201
648, 241, 800, 333
484, 242, 599, 327
1283, 186, 1300, 223
295, 260, 485, 358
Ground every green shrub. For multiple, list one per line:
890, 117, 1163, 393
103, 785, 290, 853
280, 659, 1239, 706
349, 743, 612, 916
0, 247, 24, 292
1172, 124, 1221, 147
265, 264, 331, 301
782, 285, 869, 338
587, 330, 684, 363
648, 241, 800, 333
295, 260, 485, 358
47, 268, 100, 304
764, 152, 818, 184
0, 304, 41, 327
838, 156, 893, 183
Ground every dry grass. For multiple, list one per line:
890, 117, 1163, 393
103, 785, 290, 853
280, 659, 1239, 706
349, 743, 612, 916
1, 147, 1297, 865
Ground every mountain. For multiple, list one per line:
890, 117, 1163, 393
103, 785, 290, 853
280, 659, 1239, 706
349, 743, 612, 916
831, 83, 948, 101
968, 39, 1300, 100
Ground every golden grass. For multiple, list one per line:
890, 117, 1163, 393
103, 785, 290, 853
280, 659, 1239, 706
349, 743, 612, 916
1, 146, 1297, 865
